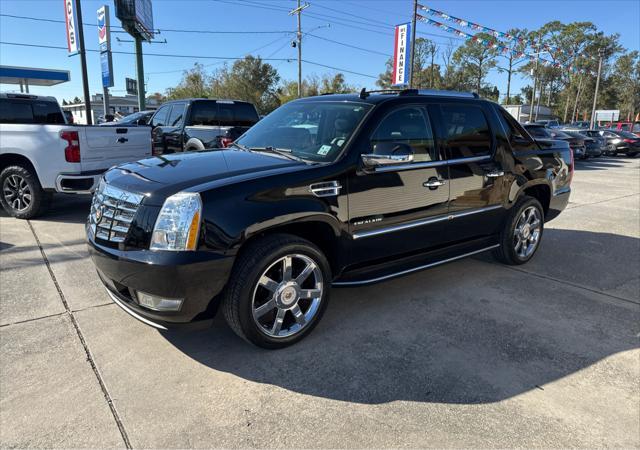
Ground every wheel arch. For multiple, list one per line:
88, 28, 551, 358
512, 180, 551, 217
238, 216, 343, 277
0, 153, 41, 182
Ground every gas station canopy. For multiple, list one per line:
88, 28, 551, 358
0, 65, 70, 92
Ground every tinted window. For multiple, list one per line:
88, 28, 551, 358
151, 105, 171, 127
371, 106, 437, 162
0, 99, 64, 124
0, 99, 33, 123
218, 102, 259, 126
167, 103, 186, 127
188, 101, 217, 126
525, 126, 551, 139
441, 104, 492, 158
496, 108, 529, 141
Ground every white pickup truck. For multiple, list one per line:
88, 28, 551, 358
0, 93, 152, 219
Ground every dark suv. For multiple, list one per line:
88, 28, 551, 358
87, 89, 572, 348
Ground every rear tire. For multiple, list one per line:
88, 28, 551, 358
222, 233, 331, 349
0, 165, 51, 219
493, 196, 544, 265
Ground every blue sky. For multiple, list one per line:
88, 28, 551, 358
1, 0, 638, 103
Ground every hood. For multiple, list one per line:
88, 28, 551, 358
104, 149, 305, 205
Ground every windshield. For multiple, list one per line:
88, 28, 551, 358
118, 112, 144, 124
235, 101, 373, 162
525, 126, 551, 139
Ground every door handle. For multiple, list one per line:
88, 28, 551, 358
423, 178, 446, 189
485, 169, 504, 178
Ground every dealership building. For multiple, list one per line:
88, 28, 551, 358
62, 94, 159, 124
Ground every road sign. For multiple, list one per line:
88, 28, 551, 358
64, 0, 80, 54
392, 22, 412, 86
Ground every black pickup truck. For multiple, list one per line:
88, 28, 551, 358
87, 89, 572, 348
149, 98, 259, 155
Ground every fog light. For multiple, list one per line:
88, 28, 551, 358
136, 291, 183, 311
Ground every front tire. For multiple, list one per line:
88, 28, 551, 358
222, 234, 331, 349
0, 165, 51, 219
493, 196, 544, 265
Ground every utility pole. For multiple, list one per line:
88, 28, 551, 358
409, 0, 418, 88
74, 0, 92, 124
589, 48, 605, 129
572, 76, 583, 123
289, 1, 309, 98
135, 36, 146, 110
535, 81, 543, 121
529, 35, 541, 123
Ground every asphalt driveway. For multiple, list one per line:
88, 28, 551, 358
1, 157, 638, 448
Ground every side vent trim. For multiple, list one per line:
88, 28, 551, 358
309, 181, 342, 197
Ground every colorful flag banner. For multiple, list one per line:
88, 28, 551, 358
416, 15, 595, 76
392, 22, 412, 86
418, 4, 598, 62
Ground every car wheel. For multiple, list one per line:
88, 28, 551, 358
0, 165, 51, 219
222, 233, 331, 349
492, 196, 544, 265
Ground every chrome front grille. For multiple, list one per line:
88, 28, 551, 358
89, 181, 144, 243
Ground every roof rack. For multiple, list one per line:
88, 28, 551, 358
359, 87, 478, 100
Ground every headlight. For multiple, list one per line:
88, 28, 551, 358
150, 192, 202, 251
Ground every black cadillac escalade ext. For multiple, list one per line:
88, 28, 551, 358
87, 89, 572, 348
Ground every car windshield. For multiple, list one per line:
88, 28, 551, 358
617, 130, 638, 139
235, 100, 373, 163
118, 112, 145, 124
551, 130, 572, 139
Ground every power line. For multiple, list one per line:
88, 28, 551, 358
0, 40, 377, 79
306, 33, 391, 57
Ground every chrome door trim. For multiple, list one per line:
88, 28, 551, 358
333, 244, 500, 286
372, 155, 491, 173
352, 204, 503, 240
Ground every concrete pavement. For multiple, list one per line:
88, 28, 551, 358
1, 156, 638, 448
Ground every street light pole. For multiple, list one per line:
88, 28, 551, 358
529, 35, 541, 123
589, 48, 605, 129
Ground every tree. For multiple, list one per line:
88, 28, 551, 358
148, 92, 167, 103
166, 63, 211, 100
73, 96, 81, 104
62, 99, 68, 105
211, 56, 281, 114
451, 33, 499, 94
319, 73, 354, 94
497, 28, 528, 104
612, 51, 640, 121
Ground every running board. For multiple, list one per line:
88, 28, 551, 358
332, 244, 500, 287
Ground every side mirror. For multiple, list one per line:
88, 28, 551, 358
362, 142, 414, 169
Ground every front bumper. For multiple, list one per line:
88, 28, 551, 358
87, 229, 235, 329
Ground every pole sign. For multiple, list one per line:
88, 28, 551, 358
595, 110, 619, 122
392, 22, 412, 86
64, 0, 81, 54
97, 5, 111, 52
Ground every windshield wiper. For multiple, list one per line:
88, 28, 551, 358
248, 146, 309, 163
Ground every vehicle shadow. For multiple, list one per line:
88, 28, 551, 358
575, 156, 634, 171
162, 228, 639, 405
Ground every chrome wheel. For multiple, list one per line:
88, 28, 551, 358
2, 175, 31, 211
513, 206, 542, 259
252, 253, 323, 338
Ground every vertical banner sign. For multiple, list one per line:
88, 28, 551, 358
97, 5, 114, 88
392, 22, 412, 86
64, 0, 80, 54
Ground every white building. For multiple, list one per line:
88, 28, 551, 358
62, 94, 159, 124
503, 104, 556, 123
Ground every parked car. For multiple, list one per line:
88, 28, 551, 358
602, 121, 640, 137
149, 98, 260, 155
569, 121, 591, 129
561, 130, 601, 158
0, 93, 152, 219
575, 129, 607, 154
523, 124, 586, 159
599, 129, 640, 156
100, 110, 154, 127
87, 88, 573, 348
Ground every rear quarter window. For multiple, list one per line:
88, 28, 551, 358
0, 98, 64, 124
440, 104, 492, 158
